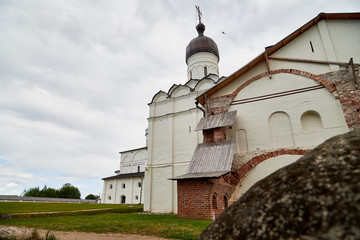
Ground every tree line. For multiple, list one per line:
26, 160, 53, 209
23, 183, 99, 200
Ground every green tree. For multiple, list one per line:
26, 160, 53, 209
23, 187, 41, 197
41, 185, 58, 198
57, 183, 81, 199
85, 194, 99, 200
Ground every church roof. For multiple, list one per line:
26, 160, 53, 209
102, 172, 144, 180
186, 23, 219, 62
196, 12, 360, 106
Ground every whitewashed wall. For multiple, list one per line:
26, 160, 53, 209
144, 79, 217, 213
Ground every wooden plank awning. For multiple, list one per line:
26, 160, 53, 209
170, 171, 229, 180
195, 110, 237, 131
171, 140, 236, 180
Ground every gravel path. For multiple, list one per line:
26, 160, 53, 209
0, 226, 170, 240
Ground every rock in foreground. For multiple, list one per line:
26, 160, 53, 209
199, 129, 360, 240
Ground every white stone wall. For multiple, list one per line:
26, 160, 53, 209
102, 147, 146, 204
144, 79, 216, 213
102, 177, 144, 204
218, 18, 359, 200
120, 148, 146, 174
187, 52, 219, 80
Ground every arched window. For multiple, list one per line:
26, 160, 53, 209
135, 195, 139, 200
121, 195, 126, 204
204, 66, 208, 77
109, 184, 113, 189
122, 183, 126, 189
108, 196, 111, 200
269, 111, 294, 148
212, 195, 217, 210
224, 195, 228, 209
137, 166, 140, 172
237, 129, 248, 152
138, 182, 141, 188
301, 110, 323, 131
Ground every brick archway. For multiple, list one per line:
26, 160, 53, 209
224, 149, 310, 186
231, 69, 336, 99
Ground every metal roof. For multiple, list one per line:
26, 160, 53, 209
195, 111, 237, 131
102, 172, 144, 180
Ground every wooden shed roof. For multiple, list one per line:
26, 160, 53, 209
171, 140, 236, 180
195, 111, 237, 131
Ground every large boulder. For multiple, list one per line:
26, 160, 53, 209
199, 129, 360, 240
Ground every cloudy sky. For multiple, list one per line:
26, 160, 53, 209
0, 0, 359, 198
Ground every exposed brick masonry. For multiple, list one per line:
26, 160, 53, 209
319, 67, 360, 130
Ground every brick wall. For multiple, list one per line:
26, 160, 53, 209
177, 177, 235, 219
319, 67, 360, 130
208, 94, 233, 115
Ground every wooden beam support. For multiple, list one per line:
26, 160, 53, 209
348, 58, 359, 89
264, 50, 272, 79
268, 56, 360, 67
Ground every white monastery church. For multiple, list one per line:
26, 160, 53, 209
102, 12, 360, 219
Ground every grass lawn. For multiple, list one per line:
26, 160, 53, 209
0, 202, 211, 240
0, 202, 142, 214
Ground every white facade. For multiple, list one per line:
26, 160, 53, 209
187, 52, 219, 80
207, 17, 359, 200
145, 14, 359, 213
144, 76, 220, 213
102, 147, 147, 204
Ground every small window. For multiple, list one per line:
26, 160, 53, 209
301, 110, 323, 131
121, 195, 126, 204
137, 166, 140, 172
135, 195, 139, 200
108, 196, 111, 200
138, 182, 142, 188
224, 195, 228, 209
190, 70, 192, 79
109, 184, 113, 189
122, 183, 126, 189
212, 195, 217, 209
204, 66, 207, 77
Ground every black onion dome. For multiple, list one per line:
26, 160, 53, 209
186, 23, 219, 62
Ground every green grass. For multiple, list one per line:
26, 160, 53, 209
0, 202, 142, 214
0, 202, 211, 240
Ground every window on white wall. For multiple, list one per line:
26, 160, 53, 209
237, 129, 248, 152
135, 195, 139, 200
204, 66, 207, 77
109, 184, 113, 189
269, 112, 295, 148
108, 196, 111, 200
301, 111, 323, 131
138, 182, 141, 188
122, 183, 126, 189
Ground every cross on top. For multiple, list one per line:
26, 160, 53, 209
195, 5, 202, 23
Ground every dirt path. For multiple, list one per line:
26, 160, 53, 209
1, 227, 170, 240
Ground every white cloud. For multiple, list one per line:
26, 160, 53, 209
0, 0, 359, 198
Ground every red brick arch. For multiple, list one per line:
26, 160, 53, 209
231, 69, 336, 98
224, 149, 310, 186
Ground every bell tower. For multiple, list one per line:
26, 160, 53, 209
185, 6, 220, 80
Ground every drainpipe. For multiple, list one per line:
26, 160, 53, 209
195, 100, 206, 117
139, 176, 143, 205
